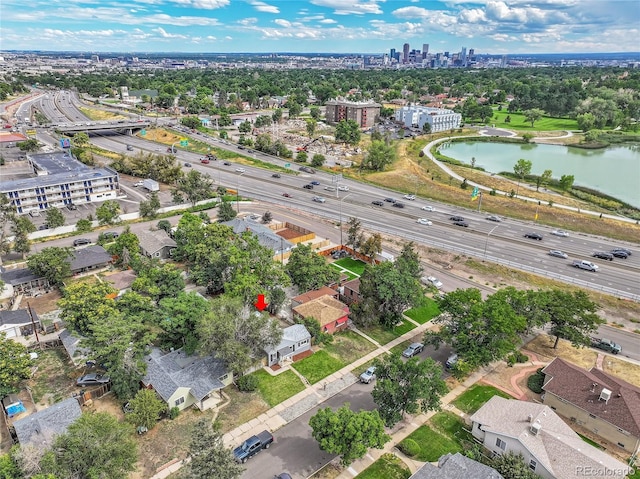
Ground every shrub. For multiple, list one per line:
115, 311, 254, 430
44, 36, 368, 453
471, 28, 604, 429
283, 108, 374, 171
398, 438, 420, 457
236, 374, 259, 392
489, 188, 497, 196
168, 406, 180, 419
506, 351, 529, 366
527, 368, 545, 394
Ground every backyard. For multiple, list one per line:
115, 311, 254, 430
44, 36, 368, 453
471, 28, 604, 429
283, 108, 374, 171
331, 257, 367, 281
452, 384, 513, 414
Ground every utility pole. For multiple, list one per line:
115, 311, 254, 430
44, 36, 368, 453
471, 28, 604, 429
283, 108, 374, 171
477, 191, 483, 213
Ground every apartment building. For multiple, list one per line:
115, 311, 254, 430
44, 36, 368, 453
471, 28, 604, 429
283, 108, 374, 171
395, 105, 462, 133
324, 99, 381, 128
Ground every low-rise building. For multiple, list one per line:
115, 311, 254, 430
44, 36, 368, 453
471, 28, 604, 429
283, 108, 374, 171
264, 324, 311, 367
325, 99, 381, 128
0, 307, 41, 339
395, 105, 461, 132
291, 286, 339, 308
410, 452, 503, 479
13, 398, 82, 447
292, 295, 349, 334
137, 229, 177, 259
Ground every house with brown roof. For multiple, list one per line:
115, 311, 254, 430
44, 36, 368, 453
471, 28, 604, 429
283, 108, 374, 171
541, 357, 640, 454
292, 295, 349, 334
338, 278, 360, 304
470, 396, 632, 479
291, 287, 339, 308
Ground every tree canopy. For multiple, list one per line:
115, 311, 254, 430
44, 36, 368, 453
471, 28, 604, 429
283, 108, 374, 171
285, 243, 340, 292
26, 247, 73, 287
0, 333, 33, 398
184, 419, 243, 479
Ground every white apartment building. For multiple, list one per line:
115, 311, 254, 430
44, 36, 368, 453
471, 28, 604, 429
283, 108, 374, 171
1, 152, 120, 214
395, 105, 461, 132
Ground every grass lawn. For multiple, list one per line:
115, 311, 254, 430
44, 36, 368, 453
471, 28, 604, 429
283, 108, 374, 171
355, 453, 410, 479
578, 433, 605, 450
452, 384, 513, 414
430, 412, 474, 444
252, 369, 306, 407
404, 297, 440, 324
330, 263, 357, 281
323, 330, 377, 364
293, 350, 346, 384
365, 319, 417, 346
400, 424, 462, 461
491, 110, 579, 131
333, 257, 367, 277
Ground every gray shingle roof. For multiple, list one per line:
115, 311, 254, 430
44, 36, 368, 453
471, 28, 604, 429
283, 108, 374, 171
137, 229, 177, 255
470, 396, 630, 479
265, 324, 310, 354
0, 267, 41, 286
59, 329, 91, 363
68, 245, 112, 271
410, 453, 504, 479
221, 217, 293, 253
0, 309, 31, 326
142, 348, 228, 402
13, 398, 82, 446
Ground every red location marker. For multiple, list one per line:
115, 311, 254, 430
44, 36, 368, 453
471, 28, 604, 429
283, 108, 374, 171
254, 294, 268, 311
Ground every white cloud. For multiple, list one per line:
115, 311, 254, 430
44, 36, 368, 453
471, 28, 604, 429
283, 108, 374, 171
167, 0, 229, 9
153, 27, 188, 39
274, 19, 292, 27
310, 0, 384, 15
319, 19, 337, 24
238, 17, 259, 25
251, 1, 280, 14
392, 6, 432, 19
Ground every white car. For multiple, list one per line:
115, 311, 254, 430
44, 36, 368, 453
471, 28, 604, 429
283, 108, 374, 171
338, 185, 349, 191
421, 205, 435, 212
403, 194, 416, 200
235, 167, 246, 173
133, 181, 144, 187
427, 276, 443, 289
417, 218, 432, 225
551, 230, 569, 237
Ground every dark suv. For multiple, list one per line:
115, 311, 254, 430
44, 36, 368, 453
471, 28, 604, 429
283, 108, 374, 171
610, 249, 629, 259
303, 184, 314, 190
592, 251, 614, 261
449, 215, 465, 222
392, 202, 405, 208
524, 232, 543, 240
73, 238, 91, 247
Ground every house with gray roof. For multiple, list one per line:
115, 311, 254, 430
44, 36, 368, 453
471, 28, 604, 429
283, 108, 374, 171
0, 266, 50, 295
137, 229, 177, 259
221, 217, 293, 257
13, 398, 82, 447
68, 245, 112, 274
470, 396, 632, 479
0, 307, 41, 339
59, 329, 91, 366
410, 453, 503, 479
264, 324, 311, 367
141, 348, 232, 412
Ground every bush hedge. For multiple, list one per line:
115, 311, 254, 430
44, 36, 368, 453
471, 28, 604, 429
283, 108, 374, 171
397, 438, 420, 457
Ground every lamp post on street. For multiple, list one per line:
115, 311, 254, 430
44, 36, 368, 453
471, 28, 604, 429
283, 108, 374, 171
236, 171, 244, 213
339, 193, 352, 249
483, 224, 500, 261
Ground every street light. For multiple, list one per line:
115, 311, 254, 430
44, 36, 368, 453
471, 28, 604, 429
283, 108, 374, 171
339, 193, 352, 249
483, 224, 500, 261
236, 171, 244, 213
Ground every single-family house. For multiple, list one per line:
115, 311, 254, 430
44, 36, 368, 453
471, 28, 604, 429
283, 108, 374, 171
13, 398, 82, 447
292, 295, 349, 334
0, 307, 41, 338
410, 452, 504, 479
68, 245, 113, 274
291, 286, 339, 308
221, 217, 293, 258
137, 229, 177, 259
470, 396, 632, 479
264, 324, 311, 367
141, 348, 232, 412
338, 278, 361, 304
59, 329, 91, 366
541, 357, 640, 454
0, 266, 50, 296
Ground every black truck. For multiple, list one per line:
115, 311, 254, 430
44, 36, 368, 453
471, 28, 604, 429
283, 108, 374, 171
233, 430, 274, 463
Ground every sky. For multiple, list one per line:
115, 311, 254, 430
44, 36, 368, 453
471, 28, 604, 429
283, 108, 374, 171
1, 0, 639, 55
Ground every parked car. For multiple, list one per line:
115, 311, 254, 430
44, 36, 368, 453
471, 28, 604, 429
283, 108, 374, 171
592, 251, 614, 261
272, 173, 281, 178
449, 215, 465, 222
524, 232, 543, 240
551, 230, 569, 237
275, 474, 293, 479
453, 221, 469, 227
359, 366, 377, 384
372, 200, 384, 206
76, 373, 110, 386
610, 249, 629, 259
233, 430, 274, 463
445, 354, 458, 369
392, 202, 405, 208
73, 238, 91, 247
421, 205, 435, 212
311, 180, 320, 185
402, 342, 424, 358
331, 249, 348, 259
426, 276, 443, 289
66, 203, 78, 210
417, 218, 432, 225
29, 210, 41, 217
102, 232, 119, 240
303, 184, 314, 190
486, 215, 502, 222
403, 194, 416, 200
312, 196, 326, 203
548, 250, 568, 259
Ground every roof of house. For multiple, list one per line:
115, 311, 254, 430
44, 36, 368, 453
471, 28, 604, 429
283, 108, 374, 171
142, 348, 228, 403
103, 269, 137, 291
410, 453, 504, 479
137, 229, 177, 255
470, 396, 630, 479
292, 286, 338, 304
292, 295, 349, 327
0, 266, 41, 286
0, 308, 37, 327
342, 278, 360, 293
13, 398, 82, 446
58, 329, 91, 364
68, 245, 112, 271
541, 357, 640, 437
220, 217, 293, 253
265, 324, 311, 354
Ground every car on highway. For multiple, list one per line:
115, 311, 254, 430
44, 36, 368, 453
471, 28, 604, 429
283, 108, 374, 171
551, 229, 569, 237
126, 145, 134, 151
403, 194, 416, 200
372, 200, 384, 206
282, 193, 291, 198
76, 373, 110, 386
133, 181, 144, 187
610, 249, 629, 259
237, 145, 246, 150
275, 474, 293, 479
384, 198, 396, 203
524, 232, 543, 240
303, 184, 314, 190
611, 247, 632, 256
486, 215, 502, 222
324, 186, 336, 191
421, 205, 435, 212
592, 251, 614, 261
200, 158, 210, 164
449, 215, 465, 222
548, 250, 568, 259
359, 366, 377, 384
453, 221, 469, 227
184, 162, 192, 167
73, 238, 91, 247
417, 218, 432, 225
272, 173, 281, 178
235, 167, 246, 173
311, 180, 320, 185
425, 276, 443, 289
223, 161, 232, 166
338, 185, 349, 191
392, 202, 405, 208
402, 343, 424, 358
312, 196, 326, 203
299, 166, 315, 174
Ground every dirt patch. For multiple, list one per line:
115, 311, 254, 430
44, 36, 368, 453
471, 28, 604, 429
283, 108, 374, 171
278, 227, 305, 240
524, 335, 598, 369
19, 290, 63, 316
309, 460, 343, 479
602, 356, 640, 388
28, 348, 79, 408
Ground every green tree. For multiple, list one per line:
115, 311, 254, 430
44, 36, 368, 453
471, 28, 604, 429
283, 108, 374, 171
285, 243, 340, 292
157, 219, 172, 234
0, 194, 16, 260
261, 211, 273, 224
45, 208, 65, 228
184, 419, 243, 479
158, 292, 211, 353
238, 120, 252, 134
559, 174, 575, 191
95, 200, 121, 226
359, 233, 382, 262
309, 106, 321, 120
422, 122, 432, 135
0, 453, 20, 479
272, 108, 283, 124
107, 227, 141, 269
287, 102, 302, 119
523, 108, 545, 127
346, 217, 361, 251
334, 119, 361, 146
522, 132, 534, 143
11, 216, 36, 258
296, 150, 308, 163
361, 140, 396, 171
139, 191, 161, 219
306, 119, 317, 137
26, 247, 73, 287
297, 316, 333, 346
132, 262, 185, 302
577, 112, 596, 132
372, 355, 447, 427
58, 281, 119, 336
75, 218, 92, 233
535, 169, 553, 192
0, 333, 33, 398
492, 452, 541, 479
126, 389, 166, 431
309, 405, 390, 466
311, 154, 325, 167
217, 200, 237, 221
17, 139, 39, 152
513, 159, 532, 197
44, 413, 137, 479
72, 132, 90, 147
176, 169, 215, 206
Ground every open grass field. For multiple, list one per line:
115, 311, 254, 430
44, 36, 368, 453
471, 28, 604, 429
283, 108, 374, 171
355, 453, 410, 479
452, 384, 513, 413
490, 110, 579, 131
252, 369, 306, 407
323, 330, 378, 364
400, 423, 462, 461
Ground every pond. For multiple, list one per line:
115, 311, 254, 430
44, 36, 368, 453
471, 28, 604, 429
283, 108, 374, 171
439, 141, 640, 208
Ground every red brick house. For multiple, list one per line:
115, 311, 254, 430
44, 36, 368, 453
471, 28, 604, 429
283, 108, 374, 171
292, 295, 350, 334
339, 278, 361, 304
291, 286, 339, 308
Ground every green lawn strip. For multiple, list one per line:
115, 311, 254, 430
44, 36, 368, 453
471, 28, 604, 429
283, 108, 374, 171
252, 369, 306, 408
292, 350, 346, 384
399, 423, 461, 462
429, 412, 475, 444
452, 384, 513, 414
404, 297, 440, 324
330, 263, 357, 281
323, 330, 378, 364
354, 453, 411, 479
364, 319, 418, 346
389, 340, 412, 357
578, 433, 605, 450
490, 110, 579, 131
333, 257, 367, 277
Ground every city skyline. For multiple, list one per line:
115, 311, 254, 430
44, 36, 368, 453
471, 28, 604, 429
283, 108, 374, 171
1, 0, 639, 55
